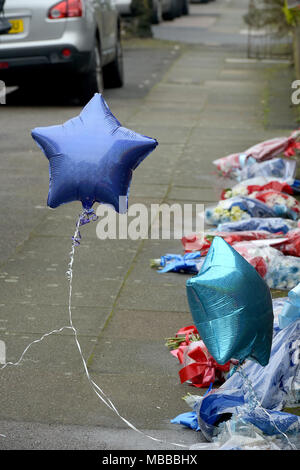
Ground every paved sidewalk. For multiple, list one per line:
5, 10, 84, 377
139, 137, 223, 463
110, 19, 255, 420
0, 0, 297, 450
153, 0, 250, 46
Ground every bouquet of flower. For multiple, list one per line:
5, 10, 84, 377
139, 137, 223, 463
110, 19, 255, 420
205, 196, 276, 226
217, 217, 299, 234
165, 325, 200, 354
221, 178, 294, 200
246, 189, 300, 220
237, 158, 296, 182
165, 326, 232, 388
182, 230, 282, 254
213, 130, 300, 176
205, 204, 250, 226
270, 229, 300, 257
150, 252, 203, 274
233, 242, 300, 290
205, 202, 253, 226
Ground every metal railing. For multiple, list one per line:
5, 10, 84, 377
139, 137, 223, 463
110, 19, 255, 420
247, 0, 293, 60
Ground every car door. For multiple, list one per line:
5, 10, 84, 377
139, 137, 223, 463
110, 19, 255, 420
93, 0, 117, 57
104, 0, 118, 52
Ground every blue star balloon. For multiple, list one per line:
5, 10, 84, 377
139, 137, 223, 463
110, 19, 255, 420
31, 93, 158, 212
186, 237, 274, 367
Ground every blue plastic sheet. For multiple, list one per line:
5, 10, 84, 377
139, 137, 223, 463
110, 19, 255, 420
172, 317, 300, 444
171, 412, 200, 431
195, 318, 300, 438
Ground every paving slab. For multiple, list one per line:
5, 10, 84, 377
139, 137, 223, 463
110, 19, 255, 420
116, 283, 189, 313
167, 185, 220, 202
0, 420, 201, 450
99, 308, 192, 341
0, 303, 111, 337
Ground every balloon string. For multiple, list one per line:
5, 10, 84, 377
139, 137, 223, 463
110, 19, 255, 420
66, 209, 189, 449
237, 366, 297, 450
3, 210, 294, 450
0, 209, 188, 448
0, 326, 73, 371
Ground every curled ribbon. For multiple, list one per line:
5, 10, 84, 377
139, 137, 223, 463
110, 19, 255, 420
176, 325, 198, 337
158, 252, 201, 274
72, 209, 99, 246
178, 345, 231, 388
284, 139, 300, 157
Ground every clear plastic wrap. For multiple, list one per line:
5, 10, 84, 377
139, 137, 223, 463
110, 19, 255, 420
213, 131, 300, 176
189, 415, 284, 450
236, 158, 296, 182
207, 192, 299, 228
193, 320, 300, 443
217, 217, 298, 234
278, 283, 300, 330
248, 189, 300, 220
171, 299, 300, 449
271, 229, 300, 257
205, 196, 276, 226
233, 242, 300, 290
221, 178, 294, 200
182, 230, 282, 255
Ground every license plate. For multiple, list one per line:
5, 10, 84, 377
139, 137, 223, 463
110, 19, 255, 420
8, 19, 24, 34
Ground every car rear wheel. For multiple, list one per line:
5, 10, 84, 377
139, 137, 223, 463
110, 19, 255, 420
103, 36, 124, 89
182, 0, 189, 15
163, 0, 177, 20
73, 39, 104, 105
174, 0, 182, 17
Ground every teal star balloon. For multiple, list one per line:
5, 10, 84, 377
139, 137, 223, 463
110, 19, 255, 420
186, 237, 274, 366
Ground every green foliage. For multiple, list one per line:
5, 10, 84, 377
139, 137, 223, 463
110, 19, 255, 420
282, 0, 300, 26
130, 0, 153, 37
244, 0, 300, 35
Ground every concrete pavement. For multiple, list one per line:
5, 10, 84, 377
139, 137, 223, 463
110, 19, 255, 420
153, 0, 250, 46
0, 0, 297, 450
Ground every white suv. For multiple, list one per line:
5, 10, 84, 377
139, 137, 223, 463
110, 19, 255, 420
0, 0, 124, 103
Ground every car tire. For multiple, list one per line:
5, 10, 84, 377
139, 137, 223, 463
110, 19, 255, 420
174, 0, 182, 17
151, 0, 163, 24
73, 38, 104, 105
162, 0, 177, 20
103, 36, 124, 89
182, 0, 189, 15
